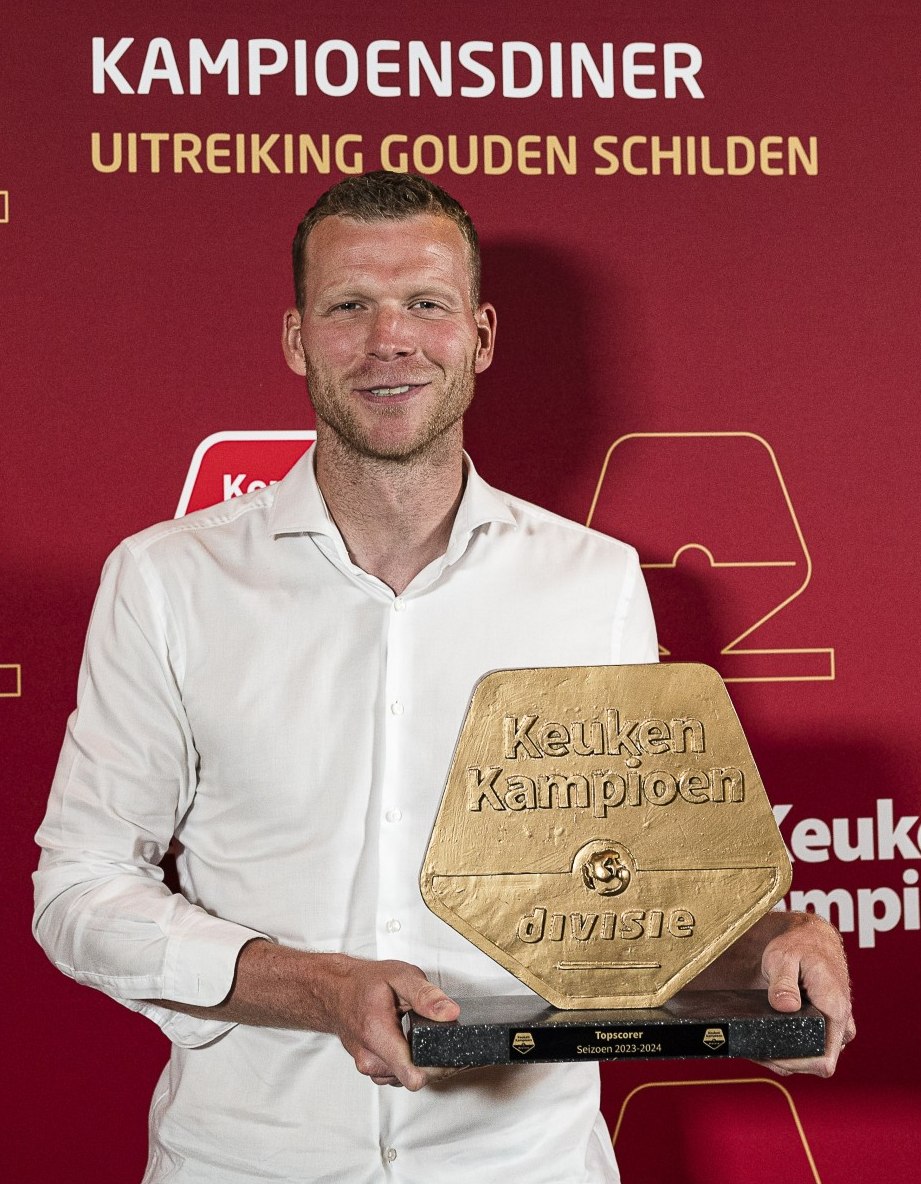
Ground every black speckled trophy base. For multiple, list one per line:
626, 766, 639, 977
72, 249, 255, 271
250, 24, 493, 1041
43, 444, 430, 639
408, 990, 824, 1066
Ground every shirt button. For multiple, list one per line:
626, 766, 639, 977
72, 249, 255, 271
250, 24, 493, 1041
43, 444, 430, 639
384, 1147, 398, 1164
390, 700, 404, 715
385, 807, 403, 823
393, 598, 406, 612
386, 918, 402, 933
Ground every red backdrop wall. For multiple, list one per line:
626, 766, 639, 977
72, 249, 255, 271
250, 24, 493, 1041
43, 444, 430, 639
3, 2, 919, 1180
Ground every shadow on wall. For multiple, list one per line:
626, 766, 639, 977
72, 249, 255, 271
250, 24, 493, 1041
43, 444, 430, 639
464, 237, 644, 516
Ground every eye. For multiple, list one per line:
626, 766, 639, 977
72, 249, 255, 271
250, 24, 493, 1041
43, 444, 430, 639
330, 300, 364, 313
410, 299, 448, 315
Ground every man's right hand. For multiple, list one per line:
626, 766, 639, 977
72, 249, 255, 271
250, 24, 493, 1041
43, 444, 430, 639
153, 939, 461, 1091
304, 948, 462, 1089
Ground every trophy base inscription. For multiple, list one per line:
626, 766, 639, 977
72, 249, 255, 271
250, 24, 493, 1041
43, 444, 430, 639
409, 990, 824, 1066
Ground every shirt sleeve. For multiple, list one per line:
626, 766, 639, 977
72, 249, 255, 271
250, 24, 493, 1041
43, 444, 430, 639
611, 547, 660, 664
32, 540, 268, 1048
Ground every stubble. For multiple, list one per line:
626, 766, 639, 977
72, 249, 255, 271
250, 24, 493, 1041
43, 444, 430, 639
305, 357, 477, 467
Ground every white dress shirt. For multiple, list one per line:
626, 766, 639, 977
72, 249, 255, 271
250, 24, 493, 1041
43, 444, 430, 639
34, 451, 657, 1184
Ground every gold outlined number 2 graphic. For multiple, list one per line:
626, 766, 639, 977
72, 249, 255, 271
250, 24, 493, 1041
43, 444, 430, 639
1, 665, 22, 697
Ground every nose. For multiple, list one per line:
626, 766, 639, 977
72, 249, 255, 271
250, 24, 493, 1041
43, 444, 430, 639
366, 305, 417, 361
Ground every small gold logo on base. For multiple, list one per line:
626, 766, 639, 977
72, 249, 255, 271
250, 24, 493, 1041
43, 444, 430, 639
702, 1027, 727, 1049
512, 1032, 536, 1055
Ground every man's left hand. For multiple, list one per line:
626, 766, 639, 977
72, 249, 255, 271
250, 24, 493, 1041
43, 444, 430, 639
759, 911, 856, 1077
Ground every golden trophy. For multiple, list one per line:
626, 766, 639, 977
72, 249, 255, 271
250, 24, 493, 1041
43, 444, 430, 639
412, 664, 823, 1065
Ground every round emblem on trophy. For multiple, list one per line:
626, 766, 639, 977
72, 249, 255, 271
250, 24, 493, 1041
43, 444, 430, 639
581, 848, 631, 895
572, 839, 635, 896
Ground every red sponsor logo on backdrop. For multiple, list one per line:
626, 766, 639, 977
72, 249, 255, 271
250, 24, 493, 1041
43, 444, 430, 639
175, 430, 316, 517
586, 432, 834, 683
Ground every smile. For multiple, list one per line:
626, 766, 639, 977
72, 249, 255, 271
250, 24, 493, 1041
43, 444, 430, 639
358, 382, 431, 401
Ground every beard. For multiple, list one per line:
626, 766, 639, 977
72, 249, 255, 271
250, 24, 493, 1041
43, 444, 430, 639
305, 356, 477, 465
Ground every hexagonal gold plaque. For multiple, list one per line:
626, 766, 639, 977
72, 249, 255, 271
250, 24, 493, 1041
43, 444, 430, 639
421, 663, 791, 1009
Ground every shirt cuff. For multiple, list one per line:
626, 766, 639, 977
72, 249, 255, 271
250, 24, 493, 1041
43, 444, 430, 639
162, 912, 270, 1007
131, 1000, 240, 1049
137, 917, 270, 1049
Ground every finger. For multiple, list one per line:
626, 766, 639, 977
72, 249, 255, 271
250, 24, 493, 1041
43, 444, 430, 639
371, 1067, 465, 1088
396, 974, 460, 1023
758, 1059, 794, 1077
352, 1046, 401, 1080
763, 948, 803, 1013
758, 1053, 835, 1078
341, 988, 419, 1089
424, 1066, 470, 1084
352, 1014, 428, 1092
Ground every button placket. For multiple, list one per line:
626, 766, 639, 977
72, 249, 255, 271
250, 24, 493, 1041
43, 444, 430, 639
380, 595, 411, 948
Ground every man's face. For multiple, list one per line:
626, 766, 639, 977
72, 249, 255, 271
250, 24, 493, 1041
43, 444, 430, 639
284, 213, 496, 463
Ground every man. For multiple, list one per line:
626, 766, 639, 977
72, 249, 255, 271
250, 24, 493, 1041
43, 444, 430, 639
34, 172, 854, 1183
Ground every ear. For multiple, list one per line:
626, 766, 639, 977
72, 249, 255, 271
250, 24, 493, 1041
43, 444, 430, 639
473, 302, 497, 374
282, 308, 307, 377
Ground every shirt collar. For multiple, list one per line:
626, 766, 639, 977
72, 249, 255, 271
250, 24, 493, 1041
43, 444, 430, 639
268, 446, 517, 549
268, 445, 337, 539
443, 453, 517, 563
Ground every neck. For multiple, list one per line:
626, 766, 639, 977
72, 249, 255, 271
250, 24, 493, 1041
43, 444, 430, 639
314, 424, 466, 595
